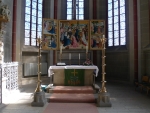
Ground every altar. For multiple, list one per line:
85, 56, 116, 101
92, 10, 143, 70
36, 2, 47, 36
48, 65, 99, 86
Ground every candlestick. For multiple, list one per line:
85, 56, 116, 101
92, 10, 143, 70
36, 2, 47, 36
86, 45, 88, 53
103, 35, 105, 38
69, 53, 71, 60
60, 45, 62, 54
79, 53, 80, 59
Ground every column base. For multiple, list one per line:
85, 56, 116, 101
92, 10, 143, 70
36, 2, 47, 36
31, 91, 46, 107
97, 92, 112, 107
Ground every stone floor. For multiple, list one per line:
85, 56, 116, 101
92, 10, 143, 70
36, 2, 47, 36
0, 81, 150, 113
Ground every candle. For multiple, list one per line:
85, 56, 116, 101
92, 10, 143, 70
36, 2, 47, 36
86, 45, 88, 53
103, 35, 105, 38
79, 53, 80, 59
60, 45, 62, 54
69, 53, 71, 59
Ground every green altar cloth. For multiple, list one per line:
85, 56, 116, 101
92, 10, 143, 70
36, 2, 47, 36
64, 69, 84, 86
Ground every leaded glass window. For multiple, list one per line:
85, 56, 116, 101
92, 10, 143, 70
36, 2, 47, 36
108, 0, 126, 46
25, 0, 42, 46
67, 0, 84, 20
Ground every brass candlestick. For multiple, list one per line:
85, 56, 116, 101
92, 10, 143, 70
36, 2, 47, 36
31, 38, 46, 107
100, 37, 107, 93
97, 37, 111, 107
35, 38, 42, 93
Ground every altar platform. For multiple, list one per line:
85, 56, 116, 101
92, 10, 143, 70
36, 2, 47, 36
48, 65, 99, 86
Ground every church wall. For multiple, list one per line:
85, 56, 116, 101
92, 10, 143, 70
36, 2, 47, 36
140, 0, 150, 78
97, 0, 132, 83
105, 51, 129, 82
128, 0, 135, 83
103, 52, 130, 83
84, 0, 89, 19
97, 0, 106, 19
16, 0, 50, 85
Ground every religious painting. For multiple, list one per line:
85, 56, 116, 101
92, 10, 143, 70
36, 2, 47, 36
42, 18, 57, 35
90, 20, 105, 50
59, 20, 89, 50
41, 34, 58, 50
42, 18, 58, 50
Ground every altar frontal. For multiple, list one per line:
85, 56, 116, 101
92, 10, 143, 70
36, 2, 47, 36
65, 69, 84, 86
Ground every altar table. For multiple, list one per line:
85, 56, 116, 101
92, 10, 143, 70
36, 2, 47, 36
48, 65, 99, 86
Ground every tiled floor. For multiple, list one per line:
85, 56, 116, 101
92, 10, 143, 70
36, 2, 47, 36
0, 81, 150, 113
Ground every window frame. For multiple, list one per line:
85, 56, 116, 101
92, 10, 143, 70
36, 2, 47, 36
24, 0, 43, 46
67, 0, 84, 20
107, 0, 126, 47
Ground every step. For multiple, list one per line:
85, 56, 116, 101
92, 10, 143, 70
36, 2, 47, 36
48, 93, 96, 103
48, 86, 95, 93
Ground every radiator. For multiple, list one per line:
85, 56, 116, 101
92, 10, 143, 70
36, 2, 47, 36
23, 63, 47, 77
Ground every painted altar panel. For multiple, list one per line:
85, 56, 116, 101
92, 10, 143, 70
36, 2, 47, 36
90, 20, 105, 50
59, 20, 89, 50
42, 18, 58, 50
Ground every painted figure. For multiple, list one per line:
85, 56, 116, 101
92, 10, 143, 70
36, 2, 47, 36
49, 36, 56, 48
43, 21, 55, 34
81, 29, 87, 46
63, 31, 71, 47
70, 35, 79, 48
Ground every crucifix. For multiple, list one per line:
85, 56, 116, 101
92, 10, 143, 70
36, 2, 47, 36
71, 69, 78, 76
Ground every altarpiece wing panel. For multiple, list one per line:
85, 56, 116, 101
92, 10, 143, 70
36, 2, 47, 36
42, 18, 58, 50
90, 20, 105, 50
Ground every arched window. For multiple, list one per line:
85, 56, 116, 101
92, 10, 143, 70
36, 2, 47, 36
25, 0, 42, 46
67, 0, 84, 20
108, 0, 126, 46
